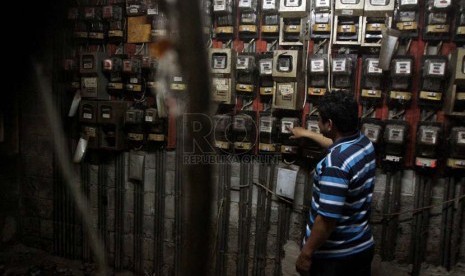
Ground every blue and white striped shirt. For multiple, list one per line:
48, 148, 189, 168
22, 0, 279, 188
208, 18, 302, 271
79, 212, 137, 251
305, 132, 376, 259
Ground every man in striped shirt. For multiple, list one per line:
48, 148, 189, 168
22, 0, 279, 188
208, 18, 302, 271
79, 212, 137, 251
290, 91, 376, 275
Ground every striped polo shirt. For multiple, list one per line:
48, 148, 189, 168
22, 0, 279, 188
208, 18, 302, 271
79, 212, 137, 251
305, 132, 376, 259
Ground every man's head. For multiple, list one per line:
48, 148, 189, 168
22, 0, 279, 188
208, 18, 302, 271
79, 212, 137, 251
318, 91, 359, 139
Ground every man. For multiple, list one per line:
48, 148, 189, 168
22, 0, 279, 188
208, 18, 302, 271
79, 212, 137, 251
290, 91, 376, 276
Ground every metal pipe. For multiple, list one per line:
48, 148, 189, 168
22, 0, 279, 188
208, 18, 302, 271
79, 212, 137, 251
175, 116, 184, 276
253, 162, 266, 276
450, 176, 465, 267
387, 170, 402, 260
262, 163, 274, 276
444, 177, 456, 269
439, 177, 451, 267
381, 172, 392, 260
410, 174, 424, 276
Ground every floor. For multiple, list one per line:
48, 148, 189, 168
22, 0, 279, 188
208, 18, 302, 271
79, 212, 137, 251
1, 243, 465, 275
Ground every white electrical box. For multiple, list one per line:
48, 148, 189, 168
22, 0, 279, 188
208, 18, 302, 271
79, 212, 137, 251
276, 167, 298, 200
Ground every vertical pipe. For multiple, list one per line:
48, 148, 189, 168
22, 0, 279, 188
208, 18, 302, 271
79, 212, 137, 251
410, 175, 424, 276
450, 177, 465, 267
153, 151, 160, 274
175, 116, 183, 276
387, 170, 402, 260
444, 177, 456, 269
381, 172, 392, 260
253, 162, 266, 276
237, 162, 246, 276
81, 162, 90, 261
262, 163, 274, 276
440, 177, 451, 267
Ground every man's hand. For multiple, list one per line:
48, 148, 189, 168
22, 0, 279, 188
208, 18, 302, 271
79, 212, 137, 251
289, 127, 306, 139
295, 251, 312, 275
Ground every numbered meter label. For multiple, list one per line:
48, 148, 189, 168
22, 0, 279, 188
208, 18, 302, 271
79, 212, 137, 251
368, 59, 382, 74
213, 54, 227, 70
457, 131, 465, 144
83, 77, 98, 88
364, 127, 380, 142
285, 0, 301, 7
260, 120, 273, 133
311, 59, 325, 73
239, 0, 252, 9
279, 84, 294, 96
433, 0, 451, 9
214, 1, 226, 12
371, 0, 389, 6
315, 0, 330, 9
428, 62, 446, 76
237, 57, 250, 70
341, 0, 358, 4
263, 0, 277, 10
234, 118, 246, 130
213, 78, 230, 91
395, 61, 411, 74
83, 112, 93, 119
400, 0, 418, 5
281, 121, 295, 133
260, 59, 273, 75
306, 121, 320, 133
332, 59, 347, 73
420, 129, 437, 145
388, 128, 404, 142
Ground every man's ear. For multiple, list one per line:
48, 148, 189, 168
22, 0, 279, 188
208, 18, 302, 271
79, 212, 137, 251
327, 119, 333, 131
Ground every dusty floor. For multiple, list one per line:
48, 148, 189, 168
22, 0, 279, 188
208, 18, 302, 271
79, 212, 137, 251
1, 243, 465, 275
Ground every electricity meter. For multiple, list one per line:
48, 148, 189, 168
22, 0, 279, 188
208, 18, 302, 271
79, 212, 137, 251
103, 5, 123, 20
88, 20, 105, 42
126, 0, 147, 16
74, 21, 88, 41
103, 56, 125, 97
383, 120, 409, 163
331, 56, 355, 91
334, 16, 362, 44
123, 58, 144, 95
108, 20, 125, 43
262, 0, 279, 13
78, 101, 99, 149
335, 0, 365, 16
424, 0, 452, 40
98, 101, 130, 151
145, 108, 165, 145
280, 17, 304, 43
272, 50, 304, 110
454, 2, 465, 41
445, 48, 465, 114
431, 0, 452, 10
307, 55, 328, 99
387, 56, 413, 107
361, 118, 384, 146
232, 112, 256, 152
259, 115, 279, 153
215, 14, 235, 39
301, 114, 325, 161
239, 12, 258, 39
261, 13, 280, 40
279, 0, 308, 18
213, 0, 233, 15
415, 122, 442, 169
239, 0, 257, 11
213, 114, 232, 151
124, 107, 145, 148
236, 54, 257, 96
80, 52, 108, 99
258, 53, 274, 97
280, 117, 300, 155
272, 50, 300, 78
398, 0, 418, 10
419, 56, 448, 109
364, 0, 394, 17
446, 126, 465, 169
362, 17, 387, 46
170, 75, 187, 93
360, 57, 383, 105
209, 48, 235, 104
314, 0, 331, 10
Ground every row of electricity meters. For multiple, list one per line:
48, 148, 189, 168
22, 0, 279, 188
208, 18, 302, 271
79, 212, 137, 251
361, 119, 465, 169
213, 113, 465, 169
212, 0, 465, 44
209, 47, 465, 111
78, 100, 165, 151
74, 51, 186, 99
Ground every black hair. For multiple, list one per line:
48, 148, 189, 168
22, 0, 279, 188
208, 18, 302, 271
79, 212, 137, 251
318, 91, 359, 134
